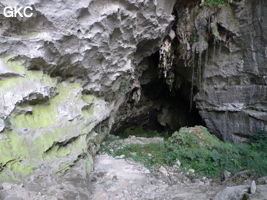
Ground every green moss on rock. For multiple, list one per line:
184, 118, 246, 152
44, 135, 87, 160
2, 57, 56, 85
10, 85, 70, 129
0, 131, 30, 164
0, 57, 106, 182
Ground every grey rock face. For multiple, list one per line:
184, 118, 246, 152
174, 0, 267, 142
214, 185, 249, 200
214, 183, 267, 200
0, 0, 176, 193
0, 0, 175, 96
198, 0, 267, 142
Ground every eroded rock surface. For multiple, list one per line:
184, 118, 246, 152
169, 0, 267, 142
0, 0, 176, 192
0, 0, 266, 198
198, 1, 267, 142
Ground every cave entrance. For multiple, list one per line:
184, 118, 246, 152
111, 51, 204, 138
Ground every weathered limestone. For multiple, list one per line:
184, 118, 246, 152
198, 1, 267, 142
0, 57, 111, 183
0, 0, 176, 196
173, 0, 267, 142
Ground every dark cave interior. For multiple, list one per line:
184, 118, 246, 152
111, 51, 205, 137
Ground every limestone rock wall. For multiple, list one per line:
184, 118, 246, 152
0, 0, 175, 189
173, 0, 267, 142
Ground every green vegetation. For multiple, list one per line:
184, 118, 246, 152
3, 32, 39, 39
201, 0, 229, 8
119, 80, 131, 94
119, 127, 168, 139
10, 84, 75, 129
104, 126, 267, 178
164, 127, 267, 178
104, 142, 165, 171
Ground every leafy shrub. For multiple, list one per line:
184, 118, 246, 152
165, 127, 267, 178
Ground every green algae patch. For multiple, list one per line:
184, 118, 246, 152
56, 162, 72, 174
82, 104, 94, 116
0, 131, 34, 182
32, 120, 93, 162
20, 32, 39, 38
0, 131, 30, 164
11, 106, 58, 129
85, 155, 93, 173
3, 32, 39, 39
0, 77, 24, 92
33, 128, 68, 159
0, 163, 34, 183
0, 138, 14, 165
3, 56, 27, 74
0, 58, 104, 182
82, 94, 96, 104
2, 56, 55, 83
81, 94, 106, 117
43, 135, 87, 160
10, 84, 74, 129
0, 56, 57, 106
33, 125, 86, 158
2, 56, 56, 85
6, 162, 34, 177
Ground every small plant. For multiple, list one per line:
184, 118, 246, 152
201, 0, 229, 8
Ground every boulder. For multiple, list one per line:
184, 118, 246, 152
214, 185, 249, 200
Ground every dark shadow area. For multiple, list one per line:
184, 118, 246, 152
111, 51, 205, 138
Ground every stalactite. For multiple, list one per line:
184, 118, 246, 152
159, 38, 174, 91
190, 49, 196, 112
